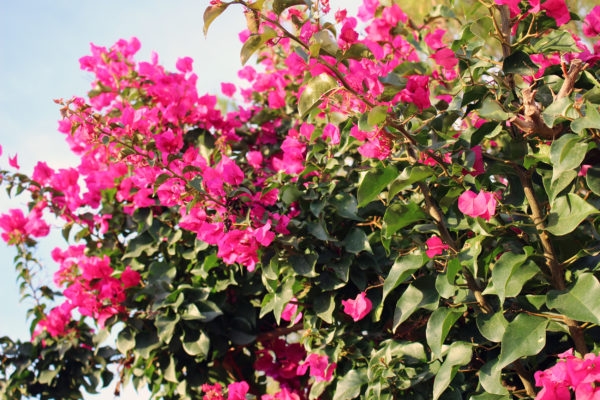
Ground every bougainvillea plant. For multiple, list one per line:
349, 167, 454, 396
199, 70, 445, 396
2, 0, 600, 399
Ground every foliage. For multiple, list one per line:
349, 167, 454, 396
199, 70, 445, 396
1, 0, 600, 399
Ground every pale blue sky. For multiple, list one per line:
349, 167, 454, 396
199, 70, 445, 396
0, 1, 358, 398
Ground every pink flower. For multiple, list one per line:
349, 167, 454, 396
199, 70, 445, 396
458, 189, 498, 221
281, 298, 302, 324
227, 381, 249, 400
538, 0, 570, 26
202, 383, 224, 400
579, 164, 592, 177
121, 266, 141, 288
34, 302, 75, 338
297, 353, 336, 382
8, 154, 19, 169
426, 235, 449, 258
0, 208, 50, 244
221, 82, 236, 97
583, 6, 600, 37
342, 292, 372, 321
175, 56, 193, 73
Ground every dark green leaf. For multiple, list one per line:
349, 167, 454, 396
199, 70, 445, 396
483, 249, 538, 304
333, 369, 368, 400
546, 194, 598, 236
530, 29, 580, 54
389, 166, 434, 197
427, 307, 466, 360
357, 164, 398, 207
382, 253, 426, 305
586, 166, 600, 196
547, 273, 600, 325
550, 134, 588, 173
497, 314, 547, 369
382, 202, 427, 237
433, 342, 473, 400
289, 252, 318, 277
571, 101, 600, 134
502, 51, 538, 75
393, 276, 439, 332
342, 228, 372, 254
477, 98, 511, 121
476, 312, 508, 343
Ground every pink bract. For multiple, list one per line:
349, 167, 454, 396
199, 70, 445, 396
458, 189, 499, 221
342, 291, 372, 321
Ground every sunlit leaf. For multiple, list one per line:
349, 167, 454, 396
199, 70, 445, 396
547, 273, 600, 325
203, 3, 229, 37
298, 73, 339, 117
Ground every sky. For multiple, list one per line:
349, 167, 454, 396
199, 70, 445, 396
0, 1, 360, 399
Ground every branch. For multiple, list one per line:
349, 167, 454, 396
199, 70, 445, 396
515, 166, 588, 354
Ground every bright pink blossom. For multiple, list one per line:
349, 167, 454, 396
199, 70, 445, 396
202, 383, 224, 400
281, 298, 302, 324
8, 154, 19, 169
297, 353, 336, 382
342, 292, 372, 321
458, 189, 498, 221
583, 6, 600, 37
34, 302, 75, 338
426, 235, 449, 258
227, 381, 249, 400
0, 208, 50, 244
221, 82, 236, 97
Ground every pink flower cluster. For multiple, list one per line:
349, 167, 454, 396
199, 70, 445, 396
0, 206, 49, 245
495, 0, 571, 26
201, 381, 250, 400
534, 349, 600, 399
35, 244, 141, 335
254, 338, 336, 398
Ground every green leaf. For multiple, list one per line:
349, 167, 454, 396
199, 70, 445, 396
382, 202, 427, 237
547, 273, 600, 325
483, 249, 538, 304
333, 369, 368, 400
330, 192, 363, 221
393, 276, 439, 332
367, 105, 388, 126
427, 307, 466, 360
550, 134, 588, 173
389, 165, 434, 197
479, 359, 508, 395
289, 252, 318, 277
117, 328, 135, 353
433, 342, 473, 400
546, 193, 599, 236
135, 330, 161, 359
203, 3, 229, 36
586, 166, 600, 196
544, 169, 577, 204
273, 0, 307, 15
382, 253, 426, 305
313, 292, 335, 324
298, 73, 339, 117
530, 29, 580, 54
469, 394, 511, 400
181, 330, 210, 358
155, 313, 179, 344
342, 228, 372, 254
478, 98, 510, 121
476, 312, 508, 343
542, 97, 576, 127
571, 102, 600, 134
497, 314, 548, 369
240, 28, 277, 65
502, 51, 538, 75
357, 164, 398, 207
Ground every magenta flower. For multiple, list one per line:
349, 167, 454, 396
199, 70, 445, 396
281, 298, 302, 324
342, 292, 372, 321
458, 189, 498, 221
296, 353, 336, 382
583, 6, 600, 37
426, 235, 449, 258
227, 381, 249, 400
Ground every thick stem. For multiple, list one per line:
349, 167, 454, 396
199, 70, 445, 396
515, 166, 588, 354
